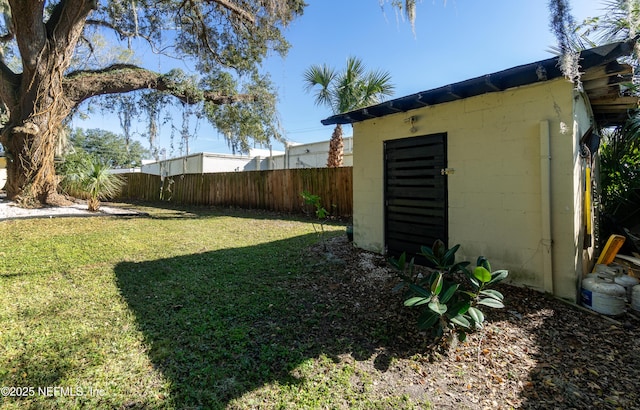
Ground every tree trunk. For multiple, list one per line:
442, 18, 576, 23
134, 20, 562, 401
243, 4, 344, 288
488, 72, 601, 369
0, 49, 76, 205
2, 113, 72, 206
0, 0, 95, 206
3, 126, 59, 206
327, 124, 344, 168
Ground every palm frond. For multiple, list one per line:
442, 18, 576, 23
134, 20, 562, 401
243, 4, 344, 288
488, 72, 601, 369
576, 0, 640, 45
362, 69, 395, 104
622, 109, 640, 148
302, 64, 337, 110
343, 56, 366, 85
81, 160, 125, 200
303, 56, 395, 114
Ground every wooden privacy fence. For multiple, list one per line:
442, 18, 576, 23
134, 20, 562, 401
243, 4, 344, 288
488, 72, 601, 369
117, 167, 353, 217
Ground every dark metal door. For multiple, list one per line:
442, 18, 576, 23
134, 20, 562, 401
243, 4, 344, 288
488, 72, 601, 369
384, 133, 448, 262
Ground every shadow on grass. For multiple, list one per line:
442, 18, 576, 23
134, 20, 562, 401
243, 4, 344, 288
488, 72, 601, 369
114, 233, 423, 408
114, 199, 351, 226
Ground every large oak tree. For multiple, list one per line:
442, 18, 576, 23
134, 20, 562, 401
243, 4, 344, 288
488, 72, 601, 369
0, 0, 304, 206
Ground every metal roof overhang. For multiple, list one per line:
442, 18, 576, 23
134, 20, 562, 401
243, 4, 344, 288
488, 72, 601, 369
321, 40, 638, 127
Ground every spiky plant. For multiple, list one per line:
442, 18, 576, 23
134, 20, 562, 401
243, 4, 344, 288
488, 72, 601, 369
303, 57, 394, 167
571, 1, 640, 233
576, 0, 640, 44
600, 114, 640, 225
60, 157, 124, 212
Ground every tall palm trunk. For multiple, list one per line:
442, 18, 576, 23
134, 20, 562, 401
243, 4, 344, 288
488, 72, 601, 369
327, 124, 344, 167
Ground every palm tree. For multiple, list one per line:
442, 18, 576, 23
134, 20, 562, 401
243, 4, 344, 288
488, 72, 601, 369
570, 0, 640, 246
61, 157, 125, 212
304, 57, 394, 167
575, 0, 640, 45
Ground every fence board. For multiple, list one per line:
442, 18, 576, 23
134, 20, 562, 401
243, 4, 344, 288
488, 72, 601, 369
117, 167, 353, 217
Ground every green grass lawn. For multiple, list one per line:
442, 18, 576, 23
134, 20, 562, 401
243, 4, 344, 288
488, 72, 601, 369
0, 205, 429, 409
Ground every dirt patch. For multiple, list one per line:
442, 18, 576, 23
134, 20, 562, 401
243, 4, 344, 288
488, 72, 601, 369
310, 235, 640, 409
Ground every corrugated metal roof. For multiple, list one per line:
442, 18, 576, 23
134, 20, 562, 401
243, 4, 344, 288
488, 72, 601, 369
321, 40, 637, 127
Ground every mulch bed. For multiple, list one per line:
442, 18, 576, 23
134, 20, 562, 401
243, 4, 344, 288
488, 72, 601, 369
307, 235, 640, 409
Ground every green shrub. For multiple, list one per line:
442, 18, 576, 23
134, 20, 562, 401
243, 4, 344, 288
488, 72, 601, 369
599, 125, 640, 226
390, 240, 508, 343
59, 156, 124, 211
418, 239, 471, 275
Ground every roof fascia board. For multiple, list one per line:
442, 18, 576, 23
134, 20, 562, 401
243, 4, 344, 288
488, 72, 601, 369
321, 40, 635, 126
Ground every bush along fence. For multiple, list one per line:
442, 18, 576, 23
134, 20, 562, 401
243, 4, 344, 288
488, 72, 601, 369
116, 167, 353, 217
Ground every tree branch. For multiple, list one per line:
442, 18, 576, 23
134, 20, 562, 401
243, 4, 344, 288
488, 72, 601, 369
85, 19, 174, 56
7, 0, 46, 71
85, 18, 139, 40
0, 31, 14, 43
63, 64, 255, 107
205, 0, 256, 25
46, 0, 98, 56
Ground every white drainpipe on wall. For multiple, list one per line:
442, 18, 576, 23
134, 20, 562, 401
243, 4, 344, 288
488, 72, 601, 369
540, 120, 554, 294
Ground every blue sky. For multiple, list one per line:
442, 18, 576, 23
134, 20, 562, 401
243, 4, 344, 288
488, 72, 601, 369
76, 0, 604, 157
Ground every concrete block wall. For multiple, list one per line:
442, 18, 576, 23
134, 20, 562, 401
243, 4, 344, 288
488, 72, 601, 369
352, 78, 587, 301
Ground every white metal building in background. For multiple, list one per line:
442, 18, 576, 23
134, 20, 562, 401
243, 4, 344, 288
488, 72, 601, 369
140, 137, 353, 177
0, 138, 353, 183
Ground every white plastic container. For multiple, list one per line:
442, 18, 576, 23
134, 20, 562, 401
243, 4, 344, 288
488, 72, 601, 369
614, 274, 639, 301
632, 285, 640, 312
581, 277, 626, 316
608, 264, 626, 276
594, 264, 617, 275
585, 272, 612, 280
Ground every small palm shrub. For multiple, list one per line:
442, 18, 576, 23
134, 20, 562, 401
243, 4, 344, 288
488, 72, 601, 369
390, 240, 508, 343
59, 156, 124, 211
